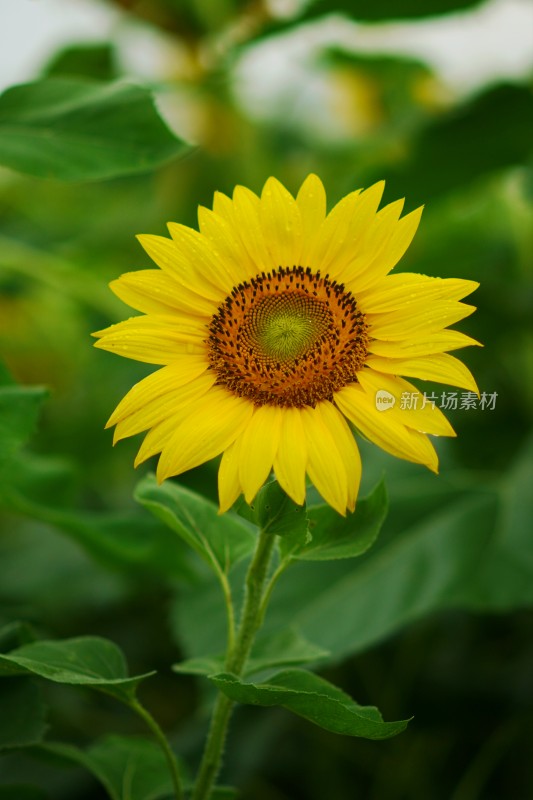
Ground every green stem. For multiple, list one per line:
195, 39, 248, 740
129, 698, 185, 800
191, 527, 277, 800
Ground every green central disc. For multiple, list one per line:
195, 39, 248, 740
250, 293, 330, 362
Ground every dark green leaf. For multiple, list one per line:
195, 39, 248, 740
0, 621, 36, 654
279, 479, 387, 561
0, 384, 48, 475
43, 43, 118, 81
0, 78, 192, 181
41, 736, 175, 800
300, 0, 485, 22
41, 736, 236, 800
135, 473, 256, 575
274, 494, 496, 659
0, 679, 48, 750
0, 788, 50, 800
250, 479, 309, 538
0, 637, 154, 704
2, 480, 197, 581
462, 434, 533, 610
210, 669, 409, 739
174, 627, 329, 677
379, 83, 533, 205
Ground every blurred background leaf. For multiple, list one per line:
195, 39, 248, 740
0, 79, 192, 181
0, 0, 532, 797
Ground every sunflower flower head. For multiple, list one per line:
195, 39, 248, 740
93, 176, 480, 515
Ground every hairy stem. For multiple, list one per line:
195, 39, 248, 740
191, 527, 277, 800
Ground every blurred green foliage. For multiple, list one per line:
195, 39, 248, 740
0, 0, 532, 797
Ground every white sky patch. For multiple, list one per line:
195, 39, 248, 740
0, 0, 120, 92
0, 0, 531, 107
234, 0, 533, 120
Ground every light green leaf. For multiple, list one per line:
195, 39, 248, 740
279, 479, 387, 561
0, 679, 48, 750
0, 78, 192, 181
210, 669, 409, 740
0, 637, 154, 704
174, 627, 329, 677
135, 473, 256, 575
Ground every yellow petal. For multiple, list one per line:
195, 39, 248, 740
317, 401, 362, 512
106, 357, 209, 427
135, 416, 180, 466
273, 407, 307, 506
301, 405, 348, 515
357, 274, 479, 313
260, 177, 303, 268
137, 234, 223, 303
156, 387, 254, 481
231, 185, 275, 273
113, 371, 216, 443
308, 182, 385, 278
338, 198, 404, 286
368, 301, 476, 340
352, 205, 423, 292
356, 369, 455, 436
365, 353, 479, 393
92, 315, 207, 364
218, 437, 243, 514
167, 222, 237, 294
212, 190, 236, 224
197, 205, 253, 285
335, 384, 438, 472
110, 270, 215, 317
238, 405, 283, 503
368, 329, 482, 357
296, 174, 327, 266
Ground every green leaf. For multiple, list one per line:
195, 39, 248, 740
279, 479, 387, 561
0, 383, 48, 475
300, 0, 485, 22
135, 473, 256, 575
0, 78, 192, 181
41, 736, 236, 800
274, 494, 496, 659
0, 788, 50, 800
3, 481, 197, 581
174, 627, 329, 677
241, 479, 310, 538
379, 83, 533, 205
0, 637, 154, 704
462, 434, 533, 610
41, 736, 174, 800
0, 621, 36, 654
210, 669, 409, 739
43, 43, 118, 81
0, 679, 48, 750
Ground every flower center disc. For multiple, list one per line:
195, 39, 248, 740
208, 266, 368, 407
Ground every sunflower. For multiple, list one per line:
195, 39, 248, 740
93, 175, 479, 515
